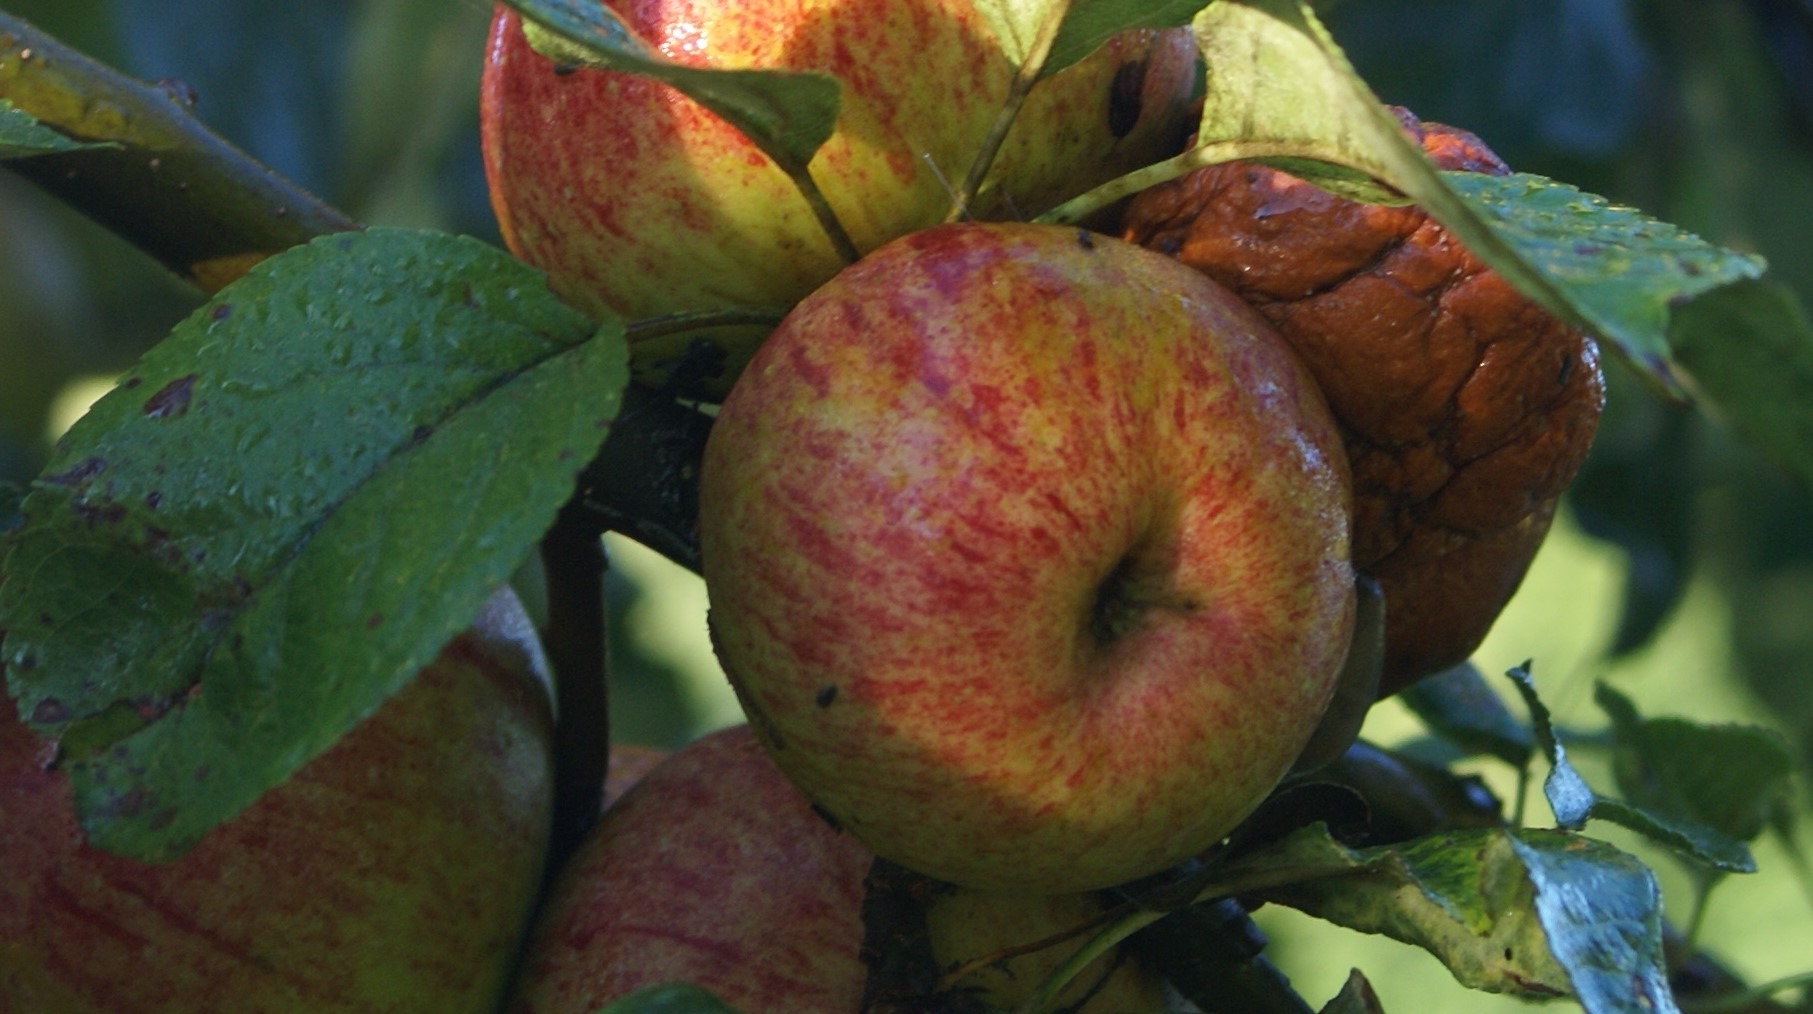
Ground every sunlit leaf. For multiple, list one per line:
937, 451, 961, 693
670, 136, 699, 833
0, 229, 626, 860
1244, 825, 1565, 997
1443, 171, 1766, 382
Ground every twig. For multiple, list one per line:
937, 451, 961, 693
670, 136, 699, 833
0, 10, 355, 291
538, 505, 612, 873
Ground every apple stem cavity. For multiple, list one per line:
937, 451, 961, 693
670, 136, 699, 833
947, 0, 1072, 224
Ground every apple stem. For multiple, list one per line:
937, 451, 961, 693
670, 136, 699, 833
623, 306, 790, 344
784, 162, 864, 264
1014, 905, 1169, 1014
946, 1, 1071, 224
935, 904, 1123, 993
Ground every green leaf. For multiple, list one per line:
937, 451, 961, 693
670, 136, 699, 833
501, 0, 841, 176
1596, 682, 1793, 847
1670, 279, 1813, 487
974, 0, 1202, 74
1500, 673, 1756, 872
0, 228, 625, 861
1398, 663, 1535, 768
596, 983, 747, 1014
1442, 171, 1767, 383
1247, 825, 1568, 997
1250, 824, 1678, 1011
1588, 798, 1755, 875
1188, 0, 1432, 202
0, 98, 104, 158
1183, 1, 1766, 400
1504, 664, 1595, 829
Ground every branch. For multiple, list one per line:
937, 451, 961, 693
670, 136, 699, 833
0, 10, 356, 292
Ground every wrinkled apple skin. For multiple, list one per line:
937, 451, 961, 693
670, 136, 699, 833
0, 586, 555, 1013
700, 222, 1356, 894
480, 1, 1198, 324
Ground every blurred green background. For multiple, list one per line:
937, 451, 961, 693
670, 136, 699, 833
2, 1, 1810, 1009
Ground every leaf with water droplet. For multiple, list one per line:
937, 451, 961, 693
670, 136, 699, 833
1154, 0, 1767, 403
0, 228, 625, 860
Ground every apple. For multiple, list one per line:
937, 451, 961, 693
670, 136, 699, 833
509, 723, 1178, 1012
0, 585, 556, 1013
699, 221, 1357, 894
506, 724, 872, 1013
480, 1, 1198, 328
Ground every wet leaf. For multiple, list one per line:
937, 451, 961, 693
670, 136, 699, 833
0, 228, 625, 860
1443, 171, 1767, 384
1183, 0, 1767, 401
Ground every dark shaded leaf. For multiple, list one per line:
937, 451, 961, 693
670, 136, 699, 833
1597, 682, 1793, 847
1671, 279, 1813, 488
1399, 663, 1535, 768
1317, 969, 1384, 1014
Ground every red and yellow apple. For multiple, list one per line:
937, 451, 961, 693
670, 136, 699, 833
699, 221, 1357, 894
0, 586, 556, 1013
509, 723, 1176, 1012
480, 0, 1198, 326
